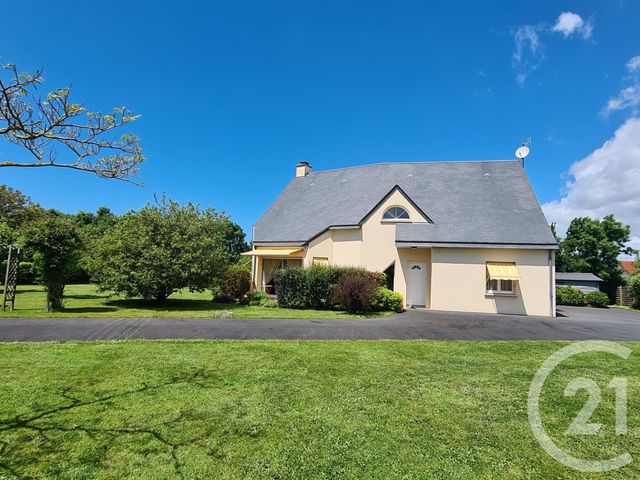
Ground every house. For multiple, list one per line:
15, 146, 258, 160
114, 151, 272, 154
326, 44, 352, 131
617, 260, 638, 306
555, 272, 603, 293
620, 260, 638, 280
243, 160, 558, 316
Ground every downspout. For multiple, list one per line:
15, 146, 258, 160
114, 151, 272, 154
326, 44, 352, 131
251, 224, 257, 291
548, 249, 555, 317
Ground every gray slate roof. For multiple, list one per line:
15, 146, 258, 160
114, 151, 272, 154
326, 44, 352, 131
253, 161, 557, 247
556, 273, 603, 282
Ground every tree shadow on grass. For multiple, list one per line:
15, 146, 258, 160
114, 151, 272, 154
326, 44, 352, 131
106, 298, 217, 312
0, 368, 227, 479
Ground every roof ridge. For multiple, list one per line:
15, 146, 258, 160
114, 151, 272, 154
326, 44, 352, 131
306, 159, 521, 175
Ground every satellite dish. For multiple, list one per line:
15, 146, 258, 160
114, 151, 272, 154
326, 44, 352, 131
515, 145, 530, 159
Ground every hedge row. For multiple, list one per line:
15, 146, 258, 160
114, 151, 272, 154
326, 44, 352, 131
274, 266, 403, 313
556, 286, 609, 308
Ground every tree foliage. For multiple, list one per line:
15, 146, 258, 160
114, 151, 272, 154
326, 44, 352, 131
555, 215, 636, 300
0, 64, 144, 182
89, 197, 232, 303
20, 216, 83, 310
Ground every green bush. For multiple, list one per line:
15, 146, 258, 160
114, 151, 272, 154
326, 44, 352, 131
274, 268, 308, 308
259, 298, 279, 308
241, 290, 269, 306
274, 265, 387, 310
332, 273, 379, 313
370, 287, 404, 312
628, 274, 640, 307
305, 265, 340, 309
556, 286, 586, 306
222, 265, 251, 300
586, 290, 609, 308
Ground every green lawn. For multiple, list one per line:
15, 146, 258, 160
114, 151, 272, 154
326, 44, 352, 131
0, 341, 638, 479
0, 284, 392, 319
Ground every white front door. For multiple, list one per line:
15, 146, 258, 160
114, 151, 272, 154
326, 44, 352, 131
407, 261, 427, 307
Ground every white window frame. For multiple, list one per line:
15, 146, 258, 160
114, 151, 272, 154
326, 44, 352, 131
486, 278, 516, 295
381, 206, 411, 222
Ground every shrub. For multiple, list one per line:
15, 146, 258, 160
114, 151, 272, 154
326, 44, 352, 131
242, 290, 269, 306
586, 290, 609, 308
305, 265, 343, 309
332, 273, 379, 313
370, 287, 404, 312
222, 265, 251, 299
628, 274, 640, 307
556, 286, 586, 306
260, 299, 279, 308
274, 268, 308, 308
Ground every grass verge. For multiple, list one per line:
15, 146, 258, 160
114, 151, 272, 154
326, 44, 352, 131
0, 340, 638, 478
0, 284, 392, 319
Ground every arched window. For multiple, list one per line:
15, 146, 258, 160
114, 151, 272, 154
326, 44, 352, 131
383, 206, 410, 220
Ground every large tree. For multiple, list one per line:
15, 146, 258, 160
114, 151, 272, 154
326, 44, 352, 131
20, 215, 83, 310
556, 215, 636, 300
0, 64, 144, 182
89, 197, 234, 303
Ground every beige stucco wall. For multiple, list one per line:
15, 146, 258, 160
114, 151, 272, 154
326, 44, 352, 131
429, 247, 554, 316
303, 188, 431, 305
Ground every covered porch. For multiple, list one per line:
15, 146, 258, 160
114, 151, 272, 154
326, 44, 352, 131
241, 247, 304, 293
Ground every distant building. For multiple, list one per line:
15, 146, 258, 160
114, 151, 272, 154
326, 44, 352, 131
555, 272, 603, 293
620, 260, 638, 279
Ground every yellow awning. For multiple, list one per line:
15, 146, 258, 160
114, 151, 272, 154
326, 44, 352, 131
241, 248, 303, 257
486, 262, 520, 280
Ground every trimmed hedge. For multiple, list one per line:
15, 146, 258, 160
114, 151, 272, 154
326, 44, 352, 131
586, 290, 609, 308
274, 266, 391, 311
556, 286, 586, 306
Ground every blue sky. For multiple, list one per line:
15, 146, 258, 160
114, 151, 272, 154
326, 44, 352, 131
1, 1, 639, 246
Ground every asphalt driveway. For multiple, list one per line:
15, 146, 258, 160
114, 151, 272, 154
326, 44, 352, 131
0, 306, 639, 341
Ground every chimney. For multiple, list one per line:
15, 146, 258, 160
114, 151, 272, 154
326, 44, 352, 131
295, 160, 312, 177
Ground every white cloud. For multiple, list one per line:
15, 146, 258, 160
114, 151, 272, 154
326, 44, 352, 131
626, 55, 640, 72
552, 12, 593, 39
603, 85, 640, 114
602, 56, 640, 115
512, 12, 594, 85
542, 117, 640, 249
512, 25, 544, 86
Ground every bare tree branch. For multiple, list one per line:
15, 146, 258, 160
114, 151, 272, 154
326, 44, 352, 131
0, 63, 145, 184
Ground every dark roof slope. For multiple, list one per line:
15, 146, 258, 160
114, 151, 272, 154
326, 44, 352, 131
253, 161, 557, 247
556, 273, 603, 282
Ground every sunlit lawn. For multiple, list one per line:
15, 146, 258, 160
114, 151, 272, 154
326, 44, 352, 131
0, 340, 638, 479
0, 284, 392, 319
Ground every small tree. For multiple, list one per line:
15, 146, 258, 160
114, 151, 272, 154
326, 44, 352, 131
89, 197, 232, 303
556, 215, 636, 301
20, 216, 82, 310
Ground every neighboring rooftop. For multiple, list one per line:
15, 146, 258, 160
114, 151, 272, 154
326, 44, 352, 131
620, 260, 638, 276
556, 273, 603, 282
253, 160, 558, 247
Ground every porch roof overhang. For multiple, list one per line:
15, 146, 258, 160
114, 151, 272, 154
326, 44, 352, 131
241, 248, 303, 257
